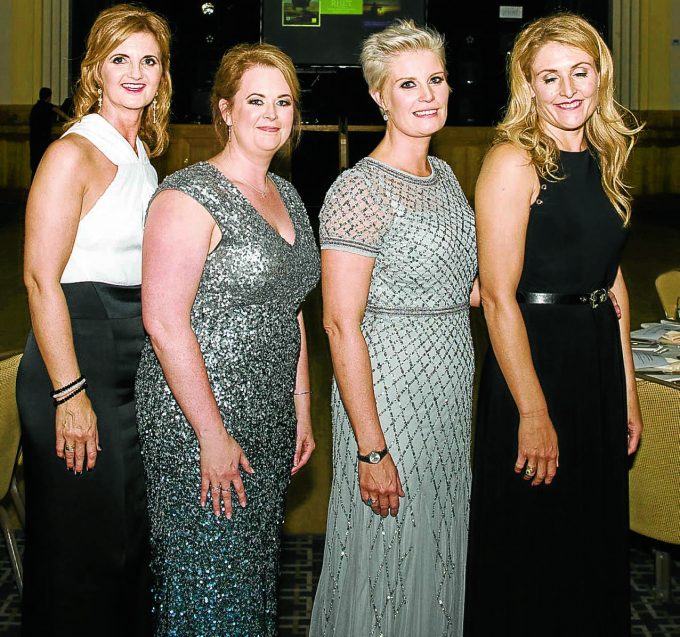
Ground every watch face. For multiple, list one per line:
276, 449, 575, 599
369, 451, 381, 464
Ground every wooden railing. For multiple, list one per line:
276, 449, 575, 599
1, 106, 678, 202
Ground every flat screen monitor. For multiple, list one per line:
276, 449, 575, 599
262, 0, 427, 67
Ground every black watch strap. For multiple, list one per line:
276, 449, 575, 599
357, 447, 389, 464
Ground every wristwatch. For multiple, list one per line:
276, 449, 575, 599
357, 447, 389, 464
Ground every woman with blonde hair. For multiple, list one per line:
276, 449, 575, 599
466, 13, 641, 635
310, 20, 477, 636
135, 42, 319, 635
16, 4, 171, 635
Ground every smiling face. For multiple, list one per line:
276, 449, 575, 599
220, 64, 294, 158
99, 31, 162, 116
373, 49, 449, 139
529, 41, 599, 145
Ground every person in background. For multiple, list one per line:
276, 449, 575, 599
16, 5, 172, 635
135, 43, 319, 635
28, 87, 68, 176
465, 13, 642, 636
310, 20, 478, 636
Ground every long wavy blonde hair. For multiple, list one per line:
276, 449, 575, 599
497, 13, 642, 225
66, 4, 172, 157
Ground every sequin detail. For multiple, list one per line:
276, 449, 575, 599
135, 161, 319, 636
310, 156, 477, 636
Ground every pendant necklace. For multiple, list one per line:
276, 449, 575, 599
234, 175, 269, 199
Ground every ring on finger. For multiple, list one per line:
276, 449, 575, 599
211, 484, 222, 492
524, 465, 536, 477
64, 443, 75, 452
365, 497, 373, 507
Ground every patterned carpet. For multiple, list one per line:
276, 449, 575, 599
0, 532, 678, 635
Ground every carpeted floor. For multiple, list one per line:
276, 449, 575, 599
0, 532, 678, 635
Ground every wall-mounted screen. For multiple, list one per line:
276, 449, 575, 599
262, 0, 427, 67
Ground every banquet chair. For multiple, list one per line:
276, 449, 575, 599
0, 353, 24, 596
655, 270, 680, 320
629, 377, 680, 602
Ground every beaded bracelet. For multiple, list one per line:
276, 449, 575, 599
50, 376, 85, 398
53, 381, 88, 406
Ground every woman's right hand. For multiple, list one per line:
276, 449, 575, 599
55, 391, 99, 473
515, 410, 559, 486
359, 454, 405, 517
199, 428, 254, 519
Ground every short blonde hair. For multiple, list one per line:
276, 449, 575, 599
210, 43, 301, 149
67, 4, 172, 157
498, 12, 642, 225
360, 19, 446, 94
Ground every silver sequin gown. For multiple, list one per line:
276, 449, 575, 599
310, 157, 477, 636
135, 162, 320, 636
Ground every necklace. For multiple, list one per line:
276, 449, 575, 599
233, 175, 269, 199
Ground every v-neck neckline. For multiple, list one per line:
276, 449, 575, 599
205, 161, 296, 248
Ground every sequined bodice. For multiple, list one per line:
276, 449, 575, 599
151, 162, 319, 338
320, 156, 477, 313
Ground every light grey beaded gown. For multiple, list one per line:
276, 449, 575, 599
135, 162, 319, 636
310, 156, 477, 636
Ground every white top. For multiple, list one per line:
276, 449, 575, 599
60, 114, 157, 286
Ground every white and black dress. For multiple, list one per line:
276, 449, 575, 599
17, 114, 156, 637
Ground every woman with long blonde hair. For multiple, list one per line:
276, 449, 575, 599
466, 13, 641, 635
16, 5, 171, 635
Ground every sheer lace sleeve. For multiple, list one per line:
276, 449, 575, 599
319, 163, 394, 257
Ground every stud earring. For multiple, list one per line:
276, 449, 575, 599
97, 87, 103, 112
152, 96, 158, 124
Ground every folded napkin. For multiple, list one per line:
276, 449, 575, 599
659, 330, 680, 345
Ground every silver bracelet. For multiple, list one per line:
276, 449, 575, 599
293, 390, 311, 396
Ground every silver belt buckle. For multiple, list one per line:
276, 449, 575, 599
586, 288, 608, 309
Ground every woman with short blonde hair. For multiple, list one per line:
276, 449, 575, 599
310, 19, 477, 636
466, 13, 641, 635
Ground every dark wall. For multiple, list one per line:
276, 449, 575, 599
70, 0, 610, 126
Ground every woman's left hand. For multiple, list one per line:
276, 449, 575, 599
292, 416, 315, 475
626, 390, 643, 455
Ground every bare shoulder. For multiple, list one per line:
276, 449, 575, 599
482, 142, 534, 175
478, 142, 538, 196
40, 134, 109, 181
150, 188, 205, 213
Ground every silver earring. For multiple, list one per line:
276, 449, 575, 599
152, 96, 158, 124
382, 109, 388, 121
97, 87, 103, 112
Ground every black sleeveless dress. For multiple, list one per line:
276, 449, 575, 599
466, 150, 630, 636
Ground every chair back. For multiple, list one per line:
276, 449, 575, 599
654, 270, 680, 320
629, 378, 680, 545
0, 354, 22, 500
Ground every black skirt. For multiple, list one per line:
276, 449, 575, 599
17, 282, 151, 637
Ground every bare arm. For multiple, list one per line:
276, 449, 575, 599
470, 277, 481, 307
610, 267, 642, 454
24, 138, 103, 473
291, 311, 315, 475
142, 190, 253, 518
476, 144, 558, 486
322, 249, 404, 516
